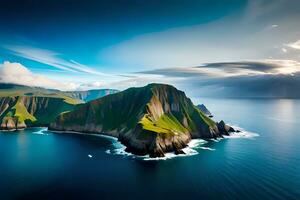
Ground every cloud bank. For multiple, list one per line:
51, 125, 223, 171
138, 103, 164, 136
139, 60, 300, 98
0, 61, 137, 91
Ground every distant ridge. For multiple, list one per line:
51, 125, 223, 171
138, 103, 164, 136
64, 89, 119, 102
0, 83, 119, 102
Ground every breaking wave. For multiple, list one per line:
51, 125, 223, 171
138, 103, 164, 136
224, 125, 259, 139
32, 128, 49, 135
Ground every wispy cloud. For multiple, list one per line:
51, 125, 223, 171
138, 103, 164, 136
139, 60, 300, 79
3, 45, 110, 76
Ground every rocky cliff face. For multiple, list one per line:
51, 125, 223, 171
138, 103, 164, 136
0, 96, 76, 130
50, 84, 235, 157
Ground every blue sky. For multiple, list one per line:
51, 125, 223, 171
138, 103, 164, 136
1, 0, 300, 97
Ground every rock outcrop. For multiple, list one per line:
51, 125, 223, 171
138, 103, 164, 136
50, 83, 235, 157
197, 104, 213, 117
217, 120, 235, 136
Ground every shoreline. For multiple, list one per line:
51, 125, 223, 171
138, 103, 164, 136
0, 126, 48, 132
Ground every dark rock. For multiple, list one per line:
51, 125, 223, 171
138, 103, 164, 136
228, 126, 235, 132
149, 149, 165, 158
174, 148, 185, 155
217, 120, 235, 135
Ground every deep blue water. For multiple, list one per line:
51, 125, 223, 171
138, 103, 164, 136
1, 99, 300, 200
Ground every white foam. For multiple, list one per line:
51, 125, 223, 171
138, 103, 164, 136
111, 146, 133, 157
224, 125, 259, 139
210, 138, 221, 142
187, 139, 207, 148
199, 147, 215, 151
142, 145, 200, 161
105, 139, 205, 161
32, 128, 49, 135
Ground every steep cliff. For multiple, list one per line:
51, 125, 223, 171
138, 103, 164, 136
0, 96, 77, 130
50, 84, 233, 157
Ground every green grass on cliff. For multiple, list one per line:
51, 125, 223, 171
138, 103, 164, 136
140, 113, 188, 136
0, 96, 78, 127
0, 99, 37, 124
12, 100, 36, 123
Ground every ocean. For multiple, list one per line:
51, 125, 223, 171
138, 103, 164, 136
0, 99, 299, 199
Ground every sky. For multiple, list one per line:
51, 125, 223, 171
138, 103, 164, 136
1, 0, 300, 98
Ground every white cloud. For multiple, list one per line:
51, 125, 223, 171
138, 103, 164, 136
262, 59, 300, 74
286, 40, 300, 50
0, 61, 78, 90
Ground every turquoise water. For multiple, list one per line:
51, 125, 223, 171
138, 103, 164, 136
1, 99, 300, 199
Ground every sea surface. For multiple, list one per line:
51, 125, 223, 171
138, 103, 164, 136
0, 99, 300, 200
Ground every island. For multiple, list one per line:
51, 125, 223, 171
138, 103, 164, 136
49, 83, 236, 157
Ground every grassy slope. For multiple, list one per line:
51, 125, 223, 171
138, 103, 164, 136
140, 113, 188, 135
12, 99, 37, 123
